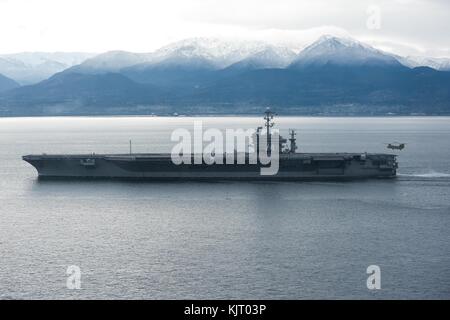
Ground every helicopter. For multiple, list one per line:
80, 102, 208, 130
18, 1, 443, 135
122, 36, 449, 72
385, 142, 406, 150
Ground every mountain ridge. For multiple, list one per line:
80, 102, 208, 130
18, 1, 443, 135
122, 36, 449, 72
0, 73, 20, 93
0, 52, 96, 84
1, 36, 450, 116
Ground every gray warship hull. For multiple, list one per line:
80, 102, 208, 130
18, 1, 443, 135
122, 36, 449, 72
22, 153, 397, 181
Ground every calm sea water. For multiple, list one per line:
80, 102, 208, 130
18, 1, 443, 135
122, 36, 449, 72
0, 116, 449, 299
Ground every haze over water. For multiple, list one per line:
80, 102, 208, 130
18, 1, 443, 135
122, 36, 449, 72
0, 116, 449, 299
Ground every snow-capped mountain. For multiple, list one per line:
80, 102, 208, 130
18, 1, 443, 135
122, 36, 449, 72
68, 51, 152, 73
126, 39, 297, 78
3, 35, 450, 116
289, 35, 401, 68
67, 40, 229, 75
399, 56, 450, 71
1, 52, 95, 68
117, 38, 297, 84
225, 46, 297, 71
0, 52, 95, 84
72, 38, 293, 75
150, 37, 282, 68
2, 36, 449, 87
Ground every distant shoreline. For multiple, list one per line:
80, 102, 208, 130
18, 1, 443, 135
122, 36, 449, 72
1, 113, 450, 119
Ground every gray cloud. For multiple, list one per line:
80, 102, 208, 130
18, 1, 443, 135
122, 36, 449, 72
0, 0, 448, 57
182, 0, 450, 57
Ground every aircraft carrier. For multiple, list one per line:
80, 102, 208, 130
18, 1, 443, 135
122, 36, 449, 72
23, 110, 398, 181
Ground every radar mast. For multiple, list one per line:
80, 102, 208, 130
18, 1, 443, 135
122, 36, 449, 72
264, 108, 275, 154
288, 129, 297, 153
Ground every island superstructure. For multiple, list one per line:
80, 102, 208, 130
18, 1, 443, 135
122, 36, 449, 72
23, 110, 398, 180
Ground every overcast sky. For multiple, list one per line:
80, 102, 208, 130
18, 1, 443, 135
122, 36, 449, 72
0, 0, 448, 57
